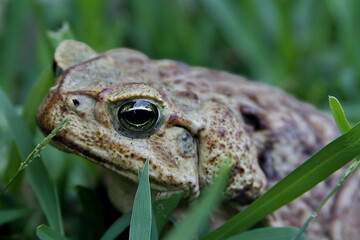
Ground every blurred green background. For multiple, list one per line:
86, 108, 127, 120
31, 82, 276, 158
0, 0, 359, 239
1, 0, 360, 111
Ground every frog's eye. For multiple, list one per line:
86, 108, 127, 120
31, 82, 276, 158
116, 100, 162, 137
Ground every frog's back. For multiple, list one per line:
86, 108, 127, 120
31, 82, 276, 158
150, 59, 338, 180
150, 59, 360, 239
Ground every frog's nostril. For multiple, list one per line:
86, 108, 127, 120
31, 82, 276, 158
66, 95, 96, 113
72, 99, 80, 107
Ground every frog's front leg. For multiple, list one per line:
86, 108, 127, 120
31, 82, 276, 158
196, 101, 266, 202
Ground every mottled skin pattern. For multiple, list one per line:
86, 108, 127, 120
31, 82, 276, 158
37, 40, 359, 239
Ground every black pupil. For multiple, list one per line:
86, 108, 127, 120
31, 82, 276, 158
118, 101, 158, 128
123, 108, 155, 125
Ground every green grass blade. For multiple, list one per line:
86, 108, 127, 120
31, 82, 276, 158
151, 211, 159, 240
0, 208, 33, 226
101, 191, 183, 239
37, 224, 70, 240
329, 96, 351, 134
164, 159, 231, 240
153, 192, 183, 233
101, 211, 132, 240
0, 89, 64, 234
202, 122, 360, 240
226, 227, 307, 240
129, 159, 153, 240
292, 97, 358, 240
0, 117, 68, 195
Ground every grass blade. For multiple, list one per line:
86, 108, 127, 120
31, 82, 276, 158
226, 227, 307, 240
0, 117, 68, 195
153, 192, 183, 233
101, 191, 183, 239
0, 89, 64, 234
329, 96, 351, 134
0, 208, 33, 226
292, 97, 359, 239
129, 159, 153, 240
101, 211, 132, 240
202, 122, 360, 240
37, 224, 70, 240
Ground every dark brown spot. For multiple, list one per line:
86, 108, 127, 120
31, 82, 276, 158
174, 79, 183, 84
244, 90, 259, 103
127, 57, 145, 65
232, 165, 245, 175
208, 156, 217, 164
215, 84, 234, 96
176, 91, 198, 100
258, 141, 277, 179
186, 81, 196, 88
240, 105, 268, 131
302, 144, 317, 155
159, 71, 170, 78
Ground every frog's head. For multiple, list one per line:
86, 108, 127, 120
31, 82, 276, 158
37, 40, 200, 196
37, 40, 266, 200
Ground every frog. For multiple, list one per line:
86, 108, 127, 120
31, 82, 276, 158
36, 40, 359, 239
